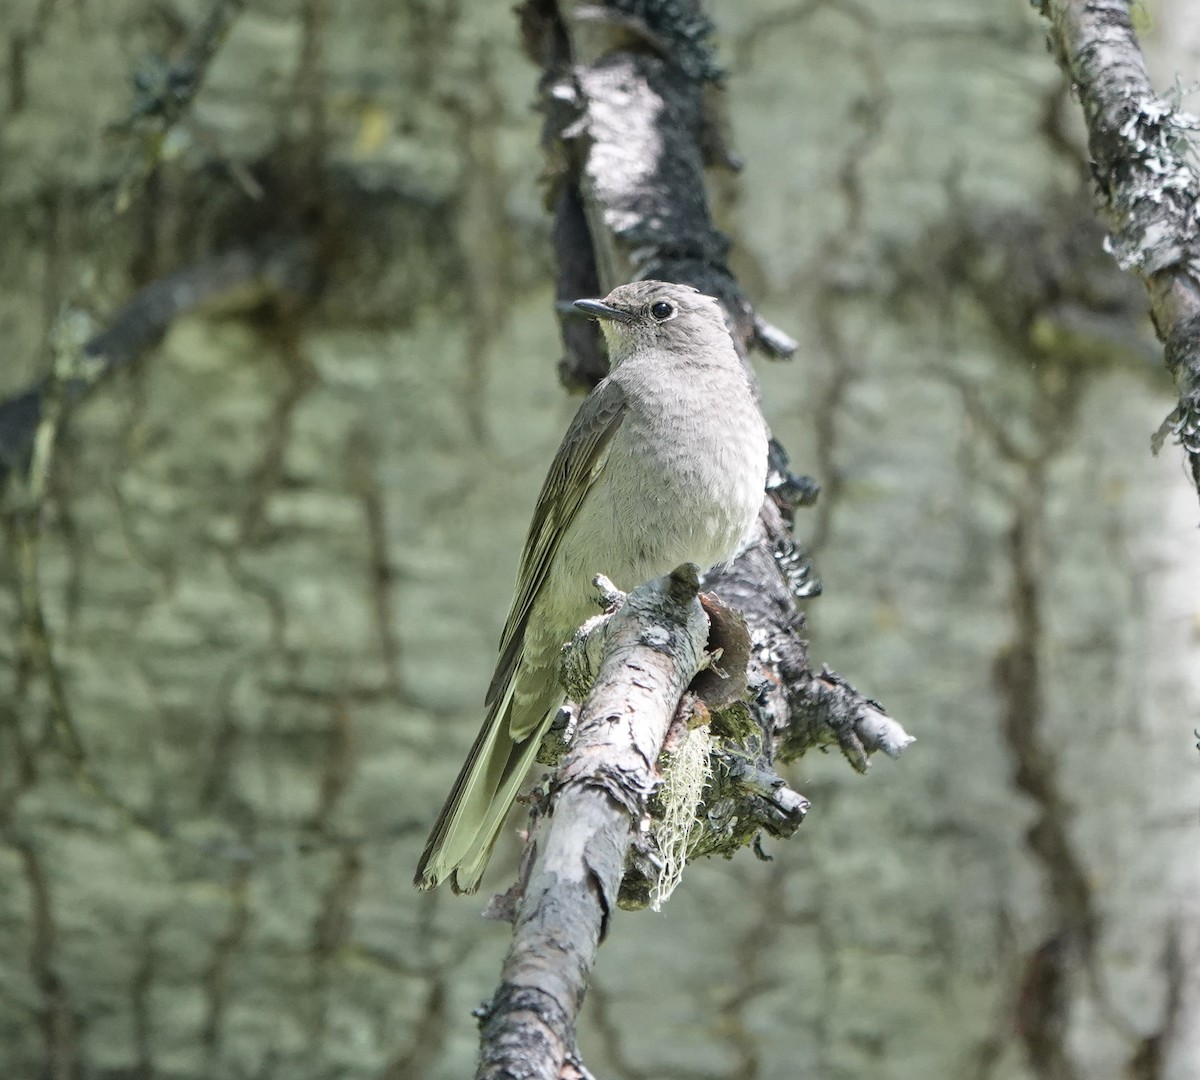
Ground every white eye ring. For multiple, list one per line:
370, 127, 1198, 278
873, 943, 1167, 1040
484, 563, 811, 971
650, 300, 674, 320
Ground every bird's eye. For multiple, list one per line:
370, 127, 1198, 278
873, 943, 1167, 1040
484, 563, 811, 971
650, 300, 673, 320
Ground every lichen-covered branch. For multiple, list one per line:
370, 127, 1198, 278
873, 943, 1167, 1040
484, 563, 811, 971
1037, 0, 1200, 500
477, 566, 710, 1080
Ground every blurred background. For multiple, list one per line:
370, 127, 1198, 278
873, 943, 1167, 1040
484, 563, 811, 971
1, 1, 1198, 1077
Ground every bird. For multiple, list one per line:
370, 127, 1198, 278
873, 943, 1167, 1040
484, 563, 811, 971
414, 280, 769, 893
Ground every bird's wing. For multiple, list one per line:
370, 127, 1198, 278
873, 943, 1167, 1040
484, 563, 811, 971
485, 376, 628, 714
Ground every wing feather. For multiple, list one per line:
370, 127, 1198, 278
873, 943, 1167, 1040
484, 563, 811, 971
485, 377, 627, 708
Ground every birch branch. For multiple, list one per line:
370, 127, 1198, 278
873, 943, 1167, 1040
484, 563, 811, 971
1037, 0, 1200, 500
477, 565, 709, 1080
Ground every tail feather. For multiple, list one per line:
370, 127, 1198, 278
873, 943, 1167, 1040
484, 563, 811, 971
414, 676, 563, 894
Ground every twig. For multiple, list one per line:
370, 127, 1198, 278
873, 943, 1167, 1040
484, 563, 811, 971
10, 311, 94, 764
5, 313, 156, 827
477, 567, 710, 1080
114, 0, 251, 211
1036, 0, 1200, 502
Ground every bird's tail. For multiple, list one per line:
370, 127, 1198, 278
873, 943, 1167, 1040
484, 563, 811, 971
414, 678, 559, 894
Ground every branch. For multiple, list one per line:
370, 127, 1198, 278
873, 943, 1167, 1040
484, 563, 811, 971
113, 0, 251, 211
0, 239, 316, 487
477, 566, 710, 1080
520, 0, 797, 390
704, 495, 912, 768
495, 2, 915, 1067
1037, 0, 1200, 501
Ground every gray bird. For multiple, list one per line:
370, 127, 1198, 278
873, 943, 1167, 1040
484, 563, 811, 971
415, 280, 768, 893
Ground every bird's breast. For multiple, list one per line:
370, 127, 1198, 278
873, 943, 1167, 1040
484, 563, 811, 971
559, 375, 767, 596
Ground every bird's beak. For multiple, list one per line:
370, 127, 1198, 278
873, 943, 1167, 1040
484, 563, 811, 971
573, 298, 635, 323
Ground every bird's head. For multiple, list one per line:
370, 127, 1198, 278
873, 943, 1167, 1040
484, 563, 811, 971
573, 280, 734, 366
